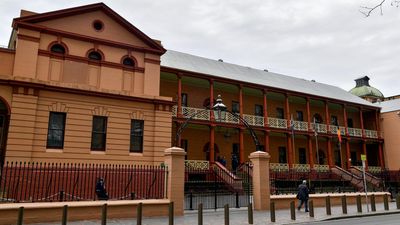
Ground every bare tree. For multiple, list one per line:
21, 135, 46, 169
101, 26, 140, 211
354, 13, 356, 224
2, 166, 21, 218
360, 0, 400, 17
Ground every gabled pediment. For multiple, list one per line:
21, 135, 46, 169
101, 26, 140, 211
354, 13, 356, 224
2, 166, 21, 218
13, 3, 165, 54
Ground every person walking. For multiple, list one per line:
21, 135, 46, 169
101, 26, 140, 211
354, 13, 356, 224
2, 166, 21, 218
297, 180, 309, 212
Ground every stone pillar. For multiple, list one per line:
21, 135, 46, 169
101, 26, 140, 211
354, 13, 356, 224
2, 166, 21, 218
249, 151, 271, 210
164, 147, 186, 216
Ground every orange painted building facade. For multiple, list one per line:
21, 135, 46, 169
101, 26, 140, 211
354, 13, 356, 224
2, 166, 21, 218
0, 3, 384, 172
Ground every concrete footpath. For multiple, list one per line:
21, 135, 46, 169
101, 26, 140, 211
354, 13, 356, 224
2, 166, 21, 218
35, 201, 400, 225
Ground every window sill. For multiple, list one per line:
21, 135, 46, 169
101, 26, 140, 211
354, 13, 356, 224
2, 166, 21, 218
46, 149, 63, 153
91, 150, 106, 155
129, 152, 143, 156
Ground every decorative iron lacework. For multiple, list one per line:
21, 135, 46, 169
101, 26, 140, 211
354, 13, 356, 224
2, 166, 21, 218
185, 160, 209, 170
314, 164, 330, 172
270, 163, 289, 172
293, 164, 310, 172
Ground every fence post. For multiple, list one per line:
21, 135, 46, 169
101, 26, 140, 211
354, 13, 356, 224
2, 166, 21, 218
270, 202, 276, 222
169, 202, 174, 225
326, 196, 331, 215
341, 195, 347, 214
290, 201, 296, 221
397, 195, 400, 209
137, 202, 142, 225
164, 147, 186, 216
309, 200, 314, 218
248, 203, 253, 224
384, 194, 389, 211
198, 203, 203, 225
249, 151, 271, 210
62, 205, 68, 225
101, 203, 107, 225
371, 194, 376, 212
357, 195, 362, 213
224, 204, 229, 225
17, 207, 24, 225
59, 191, 64, 202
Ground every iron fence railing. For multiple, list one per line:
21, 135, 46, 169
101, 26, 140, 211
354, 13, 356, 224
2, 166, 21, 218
0, 162, 168, 203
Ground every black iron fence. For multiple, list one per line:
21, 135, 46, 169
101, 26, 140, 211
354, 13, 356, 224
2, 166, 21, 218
0, 161, 168, 203
184, 162, 252, 210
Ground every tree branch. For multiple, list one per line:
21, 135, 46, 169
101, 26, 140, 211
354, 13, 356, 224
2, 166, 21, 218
360, 0, 386, 17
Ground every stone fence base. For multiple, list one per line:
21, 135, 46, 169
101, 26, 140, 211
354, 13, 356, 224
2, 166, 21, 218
271, 192, 390, 209
0, 199, 169, 224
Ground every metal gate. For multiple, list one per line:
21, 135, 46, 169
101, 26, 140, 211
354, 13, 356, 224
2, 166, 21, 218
184, 160, 252, 210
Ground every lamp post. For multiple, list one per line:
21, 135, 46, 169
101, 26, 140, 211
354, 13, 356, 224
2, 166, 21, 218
175, 95, 261, 153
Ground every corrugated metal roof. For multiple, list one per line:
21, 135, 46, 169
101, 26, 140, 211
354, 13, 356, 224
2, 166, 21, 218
375, 98, 400, 113
161, 50, 376, 107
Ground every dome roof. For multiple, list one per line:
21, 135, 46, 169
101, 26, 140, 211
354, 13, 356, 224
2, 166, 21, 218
349, 86, 384, 98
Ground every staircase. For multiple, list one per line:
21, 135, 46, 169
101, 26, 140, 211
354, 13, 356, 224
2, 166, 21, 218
331, 166, 364, 191
349, 166, 382, 190
212, 162, 244, 193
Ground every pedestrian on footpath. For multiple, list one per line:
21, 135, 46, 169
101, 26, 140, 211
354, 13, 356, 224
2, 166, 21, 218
297, 180, 309, 212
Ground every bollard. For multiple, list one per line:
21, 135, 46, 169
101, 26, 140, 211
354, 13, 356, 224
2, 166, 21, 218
371, 194, 376, 212
384, 194, 389, 211
341, 195, 347, 214
101, 204, 107, 225
224, 204, 229, 225
356, 195, 362, 213
309, 200, 314, 218
248, 203, 253, 224
169, 202, 174, 225
397, 195, 400, 210
325, 196, 331, 215
137, 202, 142, 225
198, 203, 203, 225
131, 192, 135, 200
290, 201, 296, 221
62, 205, 68, 225
17, 207, 24, 225
270, 202, 276, 222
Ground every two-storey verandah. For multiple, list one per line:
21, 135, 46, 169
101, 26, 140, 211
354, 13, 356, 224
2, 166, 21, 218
160, 51, 383, 173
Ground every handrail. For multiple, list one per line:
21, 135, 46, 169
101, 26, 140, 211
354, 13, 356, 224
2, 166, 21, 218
212, 162, 243, 192
349, 166, 381, 188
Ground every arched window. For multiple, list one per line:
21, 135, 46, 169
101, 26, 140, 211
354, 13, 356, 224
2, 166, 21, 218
50, 44, 66, 54
88, 51, 102, 61
122, 57, 135, 67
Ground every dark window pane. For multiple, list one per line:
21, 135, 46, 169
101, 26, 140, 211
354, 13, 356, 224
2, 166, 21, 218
91, 116, 107, 150
123, 57, 135, 67
278, 147, 287, 163
255, 104, 263, 116
276, 108, 284, 119
296, 111, 303, 121
50, 44, 66, 54
46, 112, 66, 149
88, 51, 102, 61
232, 101, 239, 114
181, 93, 188, 107
130, 120, 144, 152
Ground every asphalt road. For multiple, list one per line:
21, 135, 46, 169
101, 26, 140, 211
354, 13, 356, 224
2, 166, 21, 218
293, 213, 400, 225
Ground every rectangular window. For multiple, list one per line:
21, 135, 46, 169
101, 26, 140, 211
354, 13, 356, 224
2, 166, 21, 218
181, 93, 188, 107
181, 139, 188, 159
296, 111, 304, 121
255, 104, 263, 116
331, 115, 338, 126
91, 116, 107, 151
347, 118, 354, 128
232, 101, 240, 114
278, 146, 287, 163
46, 112, 66, 149
130, 119, 144, 153
276, 107, 284, 119
298, 148, 307, 164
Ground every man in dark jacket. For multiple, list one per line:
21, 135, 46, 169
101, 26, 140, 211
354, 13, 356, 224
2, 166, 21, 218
297, 180, 309, 212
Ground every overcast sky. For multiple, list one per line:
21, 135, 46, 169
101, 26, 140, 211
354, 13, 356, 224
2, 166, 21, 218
0, 0, 399, 97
